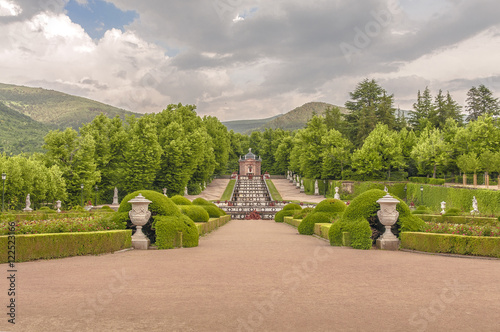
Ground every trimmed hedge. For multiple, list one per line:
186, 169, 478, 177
171, 195, 193, 205
201, 205, 225, 218
328, 218, 372, 250
178, 205, 210, 222
329, 189, 425, 248
284, 216, 301, 227
192, 197, 212, 205
415, 214, 499, 226
293, 207, 314, 219
409, 177, 445, 185
401, 232, 500, 258
283, 203, 302, 211
298, 212, 332, 235
118, 190, 181, 243
0, 230, 132, 263
275, 210, 295, 223
154, 215, 199, 249
313, 198, 346, 216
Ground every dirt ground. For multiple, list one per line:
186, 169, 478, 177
1, 219, 499, 332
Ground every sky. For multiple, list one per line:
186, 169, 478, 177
0, 0, 499, 121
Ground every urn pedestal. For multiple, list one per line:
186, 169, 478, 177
128, 194, 152, 250
376, 194, 400, 251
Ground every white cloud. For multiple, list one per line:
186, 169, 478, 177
0, 0, 22, 16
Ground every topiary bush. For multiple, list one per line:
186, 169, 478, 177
171, 195, 193, 206
192, 197, 212, 205
443, 208, 462, 217
275, 210, 295, 223
313, 198, 346, 216
298, 212, 332, 235
100, 206, 115, 212
331, 189, 425, 246
200, 205, 225, 218
178, 205, 210, 222
293, 207, 314, 219
118, 190, 181, 243
39, 206, 56, 213
329, 221, 344, 246
283, 203, 302, 211
154, 215, 199, 249
346, 218, 373, 250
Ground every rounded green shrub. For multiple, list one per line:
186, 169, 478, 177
39, 206, 56, 213
331, 189, 425, 246
99, 205, 115, 212
178, 205, 209, 222
283, 203, 302, 211
443, 208, 462, 217
192, 197, 212, 205
118, 190, 181, 243
329, 221, 344, 246
293, 207, 314, 219
275, 209, 295, 223
171, 195, 193, 205
154, 215, 199, 249
298, 212, 331, 235
346, 218, 373, 250
201, 205, 224, 218
313, 198, 346, 215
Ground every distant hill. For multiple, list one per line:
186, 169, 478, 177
223, 115, 279, 133
0, 102, 56, 154
223, 102, 348, 134
0, 83, 137, 129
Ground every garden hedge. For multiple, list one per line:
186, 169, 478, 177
414, 214, 499, 226
275, 210, 295, 223
154, 215, 199, 249
118, 190, 181, 243
298, 212, 331, 235
192, 197, 212, 205
0, 230, 132, 263
282, 203, 302, 211
313, 198, 346, 216
329, 189, 425, 248
401, 232, 500, 258
293, 207, 314, 219
178, 205, 210, 223
171, 195, 193, 205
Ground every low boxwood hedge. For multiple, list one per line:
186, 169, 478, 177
298, 212, 331, 235
118, 190, 181, 243
328, 218, 372, 250
293, 207, 314, 219
171, 195, 193, 205
401, 232, 500, 258
282, 203, 302, 211
192, 197, 212, 205
275, 210, 295, 223
416, 214, 499, 226
178, 205, 209, 222
0, 230, 132, 263
154, 215, 199, 249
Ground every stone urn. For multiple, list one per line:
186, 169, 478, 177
56, 200, 62, 213
128, 194, 152, 250
376, 194, 400, 250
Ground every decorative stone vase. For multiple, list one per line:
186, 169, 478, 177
56, 200, 62, 213
300, 180, 305, 193
376, 194, 400, 250
128, 194, 152, 250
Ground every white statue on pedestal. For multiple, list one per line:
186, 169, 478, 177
440, 201, 446, 214
184, 187, 188, 196
314, 180, 319, 196
163, 188, 167, 196
470, 196, 479, 215
334, 187, 340, 200
24, 194, 32, 212
300, 179, 305, 193
112, 187, 119, 205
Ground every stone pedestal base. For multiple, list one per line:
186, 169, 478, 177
376, 238, 400, 251
23, 208, 33, 212
132, 238, 150, 250
109, 204, 120, 211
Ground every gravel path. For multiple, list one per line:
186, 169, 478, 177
271, 179, 326, 203
2, 220, 499, 332
188, 179, 230, 201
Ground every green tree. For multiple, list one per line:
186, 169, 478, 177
465, 85, 500, 122
203, 116, 229, 176
409, 87, 434, 132
351, 124, 403, 180
321, 129, 351, 179
295, 116, 327, 179
410, 127, 449, 178
275, 135, 294, 174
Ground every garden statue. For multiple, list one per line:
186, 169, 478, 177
300, 179, 305, 193
56, 200, 62, 213
23, 194, 32, 212
184, 187, 188, 196
112, 187, 119, 205
440, 201, 446, 214
384, 186, 388, 193
470, 196, 479, 215
296, 176, 300, 188
163, 188, 167, 196
314, 180, 319, 196
292, 174, 297, 185
334, 187, 340, 200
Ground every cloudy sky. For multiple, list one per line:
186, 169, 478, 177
0, 0, 499, 121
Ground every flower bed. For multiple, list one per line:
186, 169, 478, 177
0, 215, 124, 235
423, 222, 500, 237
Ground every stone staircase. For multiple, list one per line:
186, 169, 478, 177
217, 176, 281, 220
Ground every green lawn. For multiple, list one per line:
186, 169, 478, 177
220, 180, 236, 201
266, 180, 283, 201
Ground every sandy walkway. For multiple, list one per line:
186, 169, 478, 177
271, 179, 326, 203
188, 178, 230, 201
2, 220, 499, 332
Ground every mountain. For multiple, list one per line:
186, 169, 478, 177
0, 102, 56, 154
0, 83, 137, 129
223, 102, 348, 134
